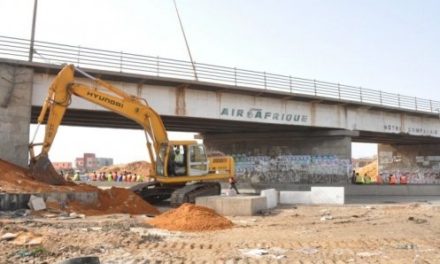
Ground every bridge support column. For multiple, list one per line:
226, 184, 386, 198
378, 143, 440, 184
0, 64, 33, 167
202, 130, 353, 188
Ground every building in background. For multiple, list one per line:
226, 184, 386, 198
352, 156, 377, 170
75, 158, 84, 171
83, 153, 97, 171
52, 162, 73, 172
75, 153, 113, 172
96, 157, 114, 168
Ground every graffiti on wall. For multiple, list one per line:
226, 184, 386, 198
379, 151, 440, 184
233, 154, 351, 184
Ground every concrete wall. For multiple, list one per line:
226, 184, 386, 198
378, 144, 440, 184
0, 64, 33, 167
204, 132, 352, 186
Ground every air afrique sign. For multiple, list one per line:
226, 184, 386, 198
220, 107, 308, 123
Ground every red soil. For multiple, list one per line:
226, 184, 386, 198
0, 159, 158, 216
149, 203, 233, 232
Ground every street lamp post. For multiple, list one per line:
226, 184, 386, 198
29, 0, 38, 62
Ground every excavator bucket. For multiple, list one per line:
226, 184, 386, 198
30, 156, 66, 185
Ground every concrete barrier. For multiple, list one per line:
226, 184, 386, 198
196, 195, 267, 216
311, 187, 344, 205
260, 189, 278, 209
345, 184, 440, 196
0, 191, 98, 211
279, 191, 311, 204
0, 193, 31, 211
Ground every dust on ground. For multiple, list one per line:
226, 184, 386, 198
1, 202, 439, 263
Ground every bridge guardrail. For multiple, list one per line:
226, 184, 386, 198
1, 35, 439, 115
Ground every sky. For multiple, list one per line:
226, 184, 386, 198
1, 0, 439, 163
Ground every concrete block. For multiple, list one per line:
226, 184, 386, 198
28, 195, 46, 211
279, 191, 311, 204
260, 189, 278, 209
44, 193, 68, 204
196, 195, 267, 216
311, 187, 344, 205
67, 192, 98, 204
195, 196, 223, 212
0, 193, 31, 211
225, 189, 237, 196
0, 191, 98, 211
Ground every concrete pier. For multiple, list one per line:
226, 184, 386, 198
204, 131, 352, 186
0, 64, 33, 167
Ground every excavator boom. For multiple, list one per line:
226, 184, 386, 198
30, 64, 168, 184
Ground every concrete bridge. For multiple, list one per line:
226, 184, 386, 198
1, 36, 440, 188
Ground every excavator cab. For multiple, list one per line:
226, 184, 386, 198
157, 142, 209, 178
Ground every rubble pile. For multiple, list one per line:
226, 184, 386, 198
149, 203, 233, 231
0, 159, 159, 216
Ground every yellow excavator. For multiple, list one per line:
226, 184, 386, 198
29, 64, 235, 205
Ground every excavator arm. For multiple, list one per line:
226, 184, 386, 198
29, 64, 168, 184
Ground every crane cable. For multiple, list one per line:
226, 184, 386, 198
173, 0, 198, 80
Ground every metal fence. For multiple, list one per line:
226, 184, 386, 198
1, 35, 439, 114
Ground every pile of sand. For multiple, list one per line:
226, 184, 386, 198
65, 187, 160, 216
149, 203, 233, 232
97, 161, 152, 176
358, 160, 378, 177
0, 159, 158, 216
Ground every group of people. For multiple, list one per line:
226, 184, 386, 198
352, 171, 408, 185
90, 171, 144, 182
67, 171, 145, 182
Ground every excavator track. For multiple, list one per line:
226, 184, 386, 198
170, 182, 221, 207
131, 182, 184, 204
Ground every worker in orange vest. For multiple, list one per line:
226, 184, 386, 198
389, 174, 397, 184
400, 175, 408, 184
376, 175, 383, 184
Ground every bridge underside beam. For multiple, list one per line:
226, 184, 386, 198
31, 107, 440, 145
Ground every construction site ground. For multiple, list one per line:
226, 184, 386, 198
1, 197, 440, 264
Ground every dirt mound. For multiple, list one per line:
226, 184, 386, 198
149, 203, 233, 232
0, 159, 57, 193
66, 187, 160, 216
0, 159, 95, 193
358, 160, 378, 177
0, 159, 158, 216
97, 161, 152, 176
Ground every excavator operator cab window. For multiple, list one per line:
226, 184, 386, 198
168, 145, 187, 176
188, 144, 209, 176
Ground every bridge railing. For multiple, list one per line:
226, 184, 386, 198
1, 35, 439, 115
